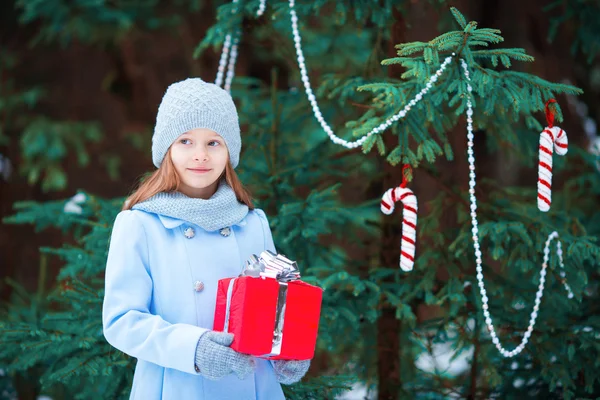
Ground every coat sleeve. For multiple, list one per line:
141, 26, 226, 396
102, 210, 208, 375
254, 208, 276, 254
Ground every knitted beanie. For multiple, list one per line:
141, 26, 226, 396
152, 78, 242, 169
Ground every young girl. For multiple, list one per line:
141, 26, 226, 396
102, 78, 310, 399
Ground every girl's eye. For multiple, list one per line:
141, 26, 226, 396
209, 140, 220, 146
180, 139, 192, 145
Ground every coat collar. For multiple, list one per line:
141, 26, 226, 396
157, 214, 248, 230
157, 214, 185, 229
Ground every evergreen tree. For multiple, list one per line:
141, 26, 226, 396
0, 50, 102, 192
1, 1, 599, 400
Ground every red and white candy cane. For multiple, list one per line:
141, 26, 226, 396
380, 165, 418, 271
538, 99, 568, 212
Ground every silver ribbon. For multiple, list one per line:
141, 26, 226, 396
241, 250, 301, 282
223, 278, 236, 334
224, 251, 301, 356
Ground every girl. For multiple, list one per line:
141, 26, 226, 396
102, 78, 310, 399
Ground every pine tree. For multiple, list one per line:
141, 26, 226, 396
546, 0, 600, 64
1, 1, 600, 400
0, 50, 102, 192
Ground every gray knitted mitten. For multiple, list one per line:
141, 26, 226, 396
271, 359, 311, 385
194, 331, 256, 380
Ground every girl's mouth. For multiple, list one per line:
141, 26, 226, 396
188, 168, 212, 174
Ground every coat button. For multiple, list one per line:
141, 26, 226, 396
183, 227, 195, 239
219, 227, 231, 237
194, 281, 205, 292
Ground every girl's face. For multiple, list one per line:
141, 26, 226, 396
169, 128, 229, 199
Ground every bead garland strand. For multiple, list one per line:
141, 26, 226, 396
215, 0, 241, 92
257, 0, 267, 17
289, 0, 454, 149
216, 0, 266, 91
460, 59, 573, 358
215, 32, 232, 88
224, 31, 240, 92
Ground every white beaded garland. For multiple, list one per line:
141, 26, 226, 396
288, 0, 454, 149
224, 31, 240, 92
257, 0, 267, 17
214, 0, 241, 92
460, 59, 573, 357
215, 32, 232, 88
215, 30, 240, 93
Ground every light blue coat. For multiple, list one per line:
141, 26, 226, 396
102, 208, 286, 400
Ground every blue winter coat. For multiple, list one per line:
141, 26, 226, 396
102, 207, 286, 400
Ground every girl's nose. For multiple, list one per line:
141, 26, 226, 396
193, 148, 209, 161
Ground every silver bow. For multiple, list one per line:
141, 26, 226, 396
242, 250, 301, 282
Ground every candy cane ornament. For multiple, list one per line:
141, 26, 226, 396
380, 165, 418, 271
538, 99, 568, 212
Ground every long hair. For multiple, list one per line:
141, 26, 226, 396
123, 148, 255, 211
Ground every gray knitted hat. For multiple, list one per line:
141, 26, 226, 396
152, 78, 241, 169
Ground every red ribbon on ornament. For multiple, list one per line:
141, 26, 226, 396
545, 99, 557, 129
400, 164, 412, 188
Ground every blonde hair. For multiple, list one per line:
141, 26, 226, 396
123, 147, 254, 211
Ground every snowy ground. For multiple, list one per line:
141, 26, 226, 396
336, 382, 374, 400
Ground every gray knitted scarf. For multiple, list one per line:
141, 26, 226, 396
132, 179, 248, 232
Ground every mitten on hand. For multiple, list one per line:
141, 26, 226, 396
194, 331, 256, 380
271, 359, 311, 385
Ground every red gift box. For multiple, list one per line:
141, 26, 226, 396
213, 276, 323, 360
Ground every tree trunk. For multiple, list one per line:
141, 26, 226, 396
375, 6, 407, 399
